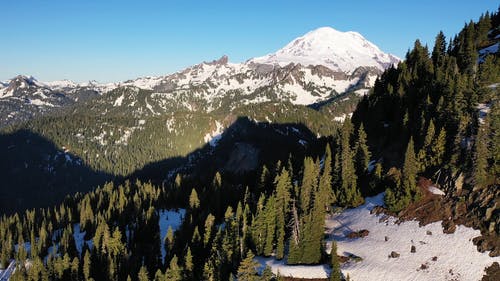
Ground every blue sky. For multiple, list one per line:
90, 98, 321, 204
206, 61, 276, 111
1, 0, 498, 82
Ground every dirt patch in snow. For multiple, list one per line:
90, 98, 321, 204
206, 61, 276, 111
346, 229, 369, 239
481, 262, 500, 281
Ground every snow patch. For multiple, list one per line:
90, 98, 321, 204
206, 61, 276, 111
367, 160, 377, 173
113, 94, 124, 106
204, 121, 224, 147
333, 113, 352, 122
255, 256, 329, 279
29, 99, 54, 107
159, 209, 185, 261
479, 42, 499, 56
325, 193, 500, 281
477, 103, 491, 125
428, 186, 445, 196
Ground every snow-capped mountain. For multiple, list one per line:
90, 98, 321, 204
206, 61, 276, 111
0, 75, 102, 127
249, 27, 400, 73
109, 27, 399, 110
1, 27, 399, 126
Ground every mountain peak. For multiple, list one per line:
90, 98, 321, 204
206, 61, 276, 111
205, 55, 229, 66
249, 27, 399, 73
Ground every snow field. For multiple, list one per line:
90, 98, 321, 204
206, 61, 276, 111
256, 193, 499, 281
325, 193, 500, 281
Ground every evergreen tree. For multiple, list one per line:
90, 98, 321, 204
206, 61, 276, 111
319, 144, 335, 208
237, 251, 260, 281
164, 255, 182, 281
189, 188, 200, 209
432, 31, 447, 67
260, 265, 274, 281
138, 265, 149, 281
83, 250, 91, 281
431, 127, 447, 167
154, 269, 163, 281
263, 195, 276, 257
330, 241, 341, 281
418, 119, 436, 171
185, 247, 193, 273
274, 168, 291, 260
338, 119, 364, 207
402, 137, 420, 201
355, 123, 371, 176
164, 226, 174, 259
203, 214, 215, 246
299, 157, 319, 212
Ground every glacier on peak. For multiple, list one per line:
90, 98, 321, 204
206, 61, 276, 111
249, 26, 400, 73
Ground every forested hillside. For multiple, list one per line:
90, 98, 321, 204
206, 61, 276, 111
352, 10, 500, 234
0, 8, 498, 281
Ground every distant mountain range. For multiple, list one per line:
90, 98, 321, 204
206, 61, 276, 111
0, 27, 399, 127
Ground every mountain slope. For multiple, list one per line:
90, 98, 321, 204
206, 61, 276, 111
0, 75, 105, 128
0, 27, 399, 128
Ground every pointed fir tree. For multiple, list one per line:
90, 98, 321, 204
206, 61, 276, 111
330, 241, 341, 281
431, 127, 446, 167
402, 138, 420, 199
274, 168, 291, 260
355, 123, 371, 176
319, 144, 335, 209
263, 195, 276, 257
237, 251, 260, 281
83, 250, 91, 281
138, 265, 149, 281
299, 157, 319, 212
203, 214, 216, 246
183, 248, 192, 271
432, 31, 447, 67
260, 265, 274, 281
339, 119, 364, 207
164, 255, 182, 281
189, 188, 200, 209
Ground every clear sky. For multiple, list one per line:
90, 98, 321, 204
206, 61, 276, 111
1, 0, 498, 83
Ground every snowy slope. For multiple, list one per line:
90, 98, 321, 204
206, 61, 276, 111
250, 27, 400, 73
325, 193, 500, 281
255, 193, 499, 280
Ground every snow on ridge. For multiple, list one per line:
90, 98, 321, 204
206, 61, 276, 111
43, 79, 78, 89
